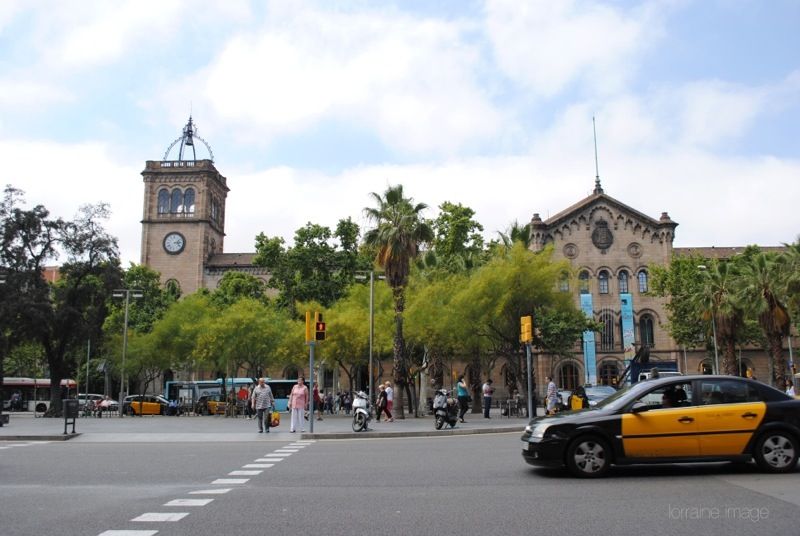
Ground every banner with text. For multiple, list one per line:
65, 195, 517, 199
580, 293, 596, 385
620, 293, 635, 365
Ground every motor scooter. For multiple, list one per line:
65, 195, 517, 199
433, 388, 458, 429
351, 391, 372, 432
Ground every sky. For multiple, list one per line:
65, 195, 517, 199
1, 0, 798, 266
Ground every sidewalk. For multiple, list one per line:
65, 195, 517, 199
0, 407, 533, 442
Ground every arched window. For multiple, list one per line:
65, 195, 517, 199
183, 188, 195, 214
579, 271, 590, 294
559, 272, 569, 293
618, 270, 629, 293
210, 197, 218, 221
164, 279, 181, 299
598, 360, 620, 386
170, 188, 183, 213
639, 314, 654, 347
157, 189, 170, 214
638, 270, 648, 293
699, 360, 713, 375
599, 311, 615, 351
598, 270, 609, 294
557, 362, 580, 391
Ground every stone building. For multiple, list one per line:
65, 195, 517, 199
140, 119, 789, 395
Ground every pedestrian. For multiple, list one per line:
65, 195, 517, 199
313, 384, 323, 421
288, 377, 308, 433
376, 384, 387, 422
10, 391, 20, 411
456, 375, 469, 423
237, 384, 249, 418
545, 376, 558, 415
482, 378, 494, 419
384, 381, 394, 421
344, 391, 352, 414
250, 378, 275, 433
786, 380, 796, 397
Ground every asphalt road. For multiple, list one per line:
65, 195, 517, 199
1, 433, 798, 536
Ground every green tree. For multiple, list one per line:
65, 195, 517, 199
254, 218, 367, 311
497, 220, 532, 250
738, 251, 792, 388
210, 271, 268, 307
695, 259, 745, 375
363, 184, 434, 418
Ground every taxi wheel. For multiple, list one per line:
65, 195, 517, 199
753, 430, 799, 473
566, 435, 611, 478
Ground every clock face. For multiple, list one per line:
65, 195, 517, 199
163, 232, 186, 254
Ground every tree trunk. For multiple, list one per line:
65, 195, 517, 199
768, 333, 786, 389
722, 338, 738, 376
391, 286, 407, 419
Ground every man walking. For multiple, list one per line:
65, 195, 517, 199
482, 378, 494, 418
251, 378, 275, 433
545, 376, 558, 415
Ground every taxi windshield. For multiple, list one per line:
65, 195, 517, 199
592, 382, 651, 411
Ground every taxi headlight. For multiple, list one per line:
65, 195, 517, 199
531, 423, 551, 439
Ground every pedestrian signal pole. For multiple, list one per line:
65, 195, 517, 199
305, 311, 326, 433
521, 316, 534, 418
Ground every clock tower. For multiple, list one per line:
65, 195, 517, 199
140, 117, 228, 295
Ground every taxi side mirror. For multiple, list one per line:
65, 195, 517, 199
631, 401, 650, 414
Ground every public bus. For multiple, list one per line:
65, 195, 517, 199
163, 378, 306, 412
2, 377, 78, 413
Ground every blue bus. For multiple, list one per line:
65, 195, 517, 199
164, 378, 306, 412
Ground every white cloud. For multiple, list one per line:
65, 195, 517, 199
485, 0, 664, 97
158, 2, 506, 156
0, 78, 74, 112
0, 139, 142, 265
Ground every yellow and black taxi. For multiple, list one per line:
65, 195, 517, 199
195, 394, 227, 415
123, 395, 170, 416
522, 375, 800, 477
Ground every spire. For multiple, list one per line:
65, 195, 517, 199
593, 116, 603, 195
162, 115, 215, 162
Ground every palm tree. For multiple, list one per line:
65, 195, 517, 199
695, 260, 744, 376
363, 185, 433, 418
498, 221, 532, 250
737, 252, 792, 388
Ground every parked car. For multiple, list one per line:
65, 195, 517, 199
195, 394, 227, 415
522, 375, 800, 477
122, 395, 169, 416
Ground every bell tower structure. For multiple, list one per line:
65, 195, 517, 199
140, 117, 228, 295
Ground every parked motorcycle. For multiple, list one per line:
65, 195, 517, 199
351, 391, 372, 432
433, 389, 458, 429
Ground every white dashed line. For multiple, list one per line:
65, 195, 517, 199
255, 458, 284, 462
267, 453, 292, 457
132, 512, 189, 522
228, 470, 262, 476
274, 449, 298, 453
212, 478, 249, 484
243, 464, 274, 468
98, 531, 158, 536
164, 499, 214, 507
190, 488, 232, 495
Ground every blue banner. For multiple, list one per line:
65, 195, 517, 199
580, 294, 596, 385
620, 293, 635, 362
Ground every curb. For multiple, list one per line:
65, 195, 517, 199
0, 433, 81, 441
301, 426, 524, 440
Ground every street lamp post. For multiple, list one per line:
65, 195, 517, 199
355, 271, 384, 403
697, 265, 720, 374
0, 270, 6, 428
112, 288, 143, 416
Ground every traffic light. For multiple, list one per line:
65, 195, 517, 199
305, 311, 313, 343
520, 315, 532, 343
315, 312, 326, 341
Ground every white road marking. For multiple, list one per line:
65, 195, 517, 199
274, 449, 298, 453
255, 458, 284, 462
190, 488, 232, 495
212, 478, 249, 484
268, 452, 292, 457
228, 470, 262, 476
164, 499, 213, 507
132, 512, 189, 522
243, 464, 274, 468
98, 531, 159, 536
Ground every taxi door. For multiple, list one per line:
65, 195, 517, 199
621, 382, 699, 458
694, 379, 766, 456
